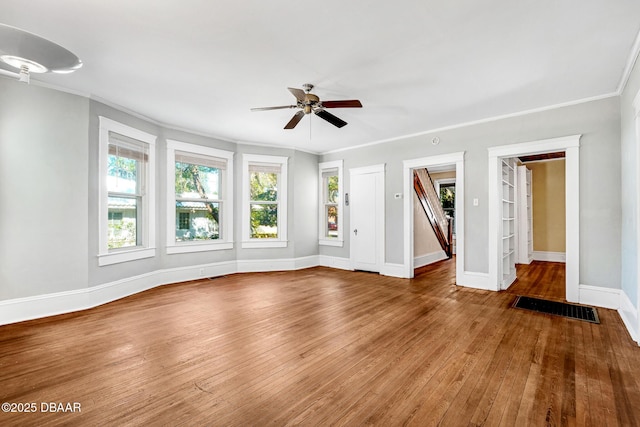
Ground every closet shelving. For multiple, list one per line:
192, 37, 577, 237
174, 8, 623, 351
501, 158, 517, 288
517, 165, 533, 264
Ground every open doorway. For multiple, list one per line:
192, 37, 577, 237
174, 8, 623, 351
412, 165, 456, 270
402, 152, 465, 283
488, 135, 580, 302
510, 154, 567, 300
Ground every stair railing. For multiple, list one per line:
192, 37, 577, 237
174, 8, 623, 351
414, 168, 452, 258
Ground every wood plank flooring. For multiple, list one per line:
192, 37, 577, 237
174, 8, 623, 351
1, 259, 639, 426
509, 261, 567, 301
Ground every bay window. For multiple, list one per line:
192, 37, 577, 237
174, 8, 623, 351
166, 140, 234, 253
98, 117, 156, 266
242, 154, 288, 248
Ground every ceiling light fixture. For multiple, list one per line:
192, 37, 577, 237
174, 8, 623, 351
0, 23, 82, 84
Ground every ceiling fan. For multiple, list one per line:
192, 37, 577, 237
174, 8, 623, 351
251, 84, 362, 129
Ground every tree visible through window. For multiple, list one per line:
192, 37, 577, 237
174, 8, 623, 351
242, 154, 287, 248
107, 135, 147, 249
324, 173, 339, 238
249, 170, 279, 238
174, 152, 223, 241
440, 183, 455, 232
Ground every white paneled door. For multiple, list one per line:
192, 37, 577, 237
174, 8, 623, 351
350, 165, 385, 273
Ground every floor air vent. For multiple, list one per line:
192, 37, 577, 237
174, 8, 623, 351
512, 296, 600, 323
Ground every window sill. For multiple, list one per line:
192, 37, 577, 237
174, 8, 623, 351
241, 240, 288, 249
98, 247, 156, 266
167, 241, 233, 254
319, 239, 343, 247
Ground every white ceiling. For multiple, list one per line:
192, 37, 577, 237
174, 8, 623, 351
1, 1, 639, 153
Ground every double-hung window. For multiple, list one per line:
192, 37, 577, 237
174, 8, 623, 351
319, 160, 343, 246
242, 154, 288, 248
166, 140, 234, 253
98, 117, 156, 266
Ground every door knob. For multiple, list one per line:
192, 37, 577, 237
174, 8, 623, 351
354, 229, 358, 235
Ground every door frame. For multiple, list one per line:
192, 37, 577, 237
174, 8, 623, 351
403, 152, 465, 280
349, 164, 385, 272
488, 135, 580, 301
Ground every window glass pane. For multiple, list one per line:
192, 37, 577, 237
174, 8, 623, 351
250, 204, 278, 238
107, 154, 138, 194
250, 172, 278, 201
175, 201, 220, 241
327, 205, 338, 237
178, 212, 190, 230
175, 162, 220, 200
108, 196, 138, 248
326, 175, 339, 204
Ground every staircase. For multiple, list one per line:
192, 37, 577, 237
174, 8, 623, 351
414, 168, 453, 258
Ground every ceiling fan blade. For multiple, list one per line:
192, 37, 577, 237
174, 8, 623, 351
250, 105, 296, 111
288, 87, 306, 102
321, 100, 363, 108
284, 111, 305, 129
314, 109, 347, 128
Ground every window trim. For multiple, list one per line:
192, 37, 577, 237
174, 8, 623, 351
98, 117, 157, 266
319, 160, 344, 247
166, 139, 234, 254
242, 154, 288, 248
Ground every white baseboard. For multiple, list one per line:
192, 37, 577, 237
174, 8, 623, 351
0, 256, 319, 326
578, 284, 620, 309
414, 250, 448, 268
0, 288, 92, 327
236, 255, 319, 273
532, 251, 566, 263
619, 290, 639, 344
318, 255, 353, 271
457, 271, 490, 290
381, 263, 405, 278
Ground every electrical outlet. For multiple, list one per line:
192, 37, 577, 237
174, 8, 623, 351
199, 268, 205, 276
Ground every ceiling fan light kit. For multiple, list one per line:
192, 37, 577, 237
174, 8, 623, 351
251, 83, 362, 129
0, 23, 82, 84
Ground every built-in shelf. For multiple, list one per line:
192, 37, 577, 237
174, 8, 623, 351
501, 158, 517, 289
517, 165, 533, 264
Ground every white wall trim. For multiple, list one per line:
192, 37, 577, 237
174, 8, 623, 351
236, 256, 318, 273
0, 256, 327, 326
381, 263, 405, 278
578, 284, 620, 310
403, 152, 465, 284
617, 27, 640, 95
488, 135, 580, 301
323, 94, 615, 156
457, 271, 490, 290
414, 251, 448, 268
619, 290, 639, 344
532, 251, 566, 263
318, 255, 353, 271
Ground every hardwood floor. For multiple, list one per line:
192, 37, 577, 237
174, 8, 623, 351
509, 261, 567, 301
1, 259, 639, 426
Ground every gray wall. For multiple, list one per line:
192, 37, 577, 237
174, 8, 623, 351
0, 73, 627, 304
0, 77, 319, 301
0, 79, 89, 299
321, 97, 622, 289
621, 57, 640, 305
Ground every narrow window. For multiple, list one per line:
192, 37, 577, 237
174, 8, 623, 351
242, 154, 288, 248
98, 117, 157, 266
319, 160, 344, 246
